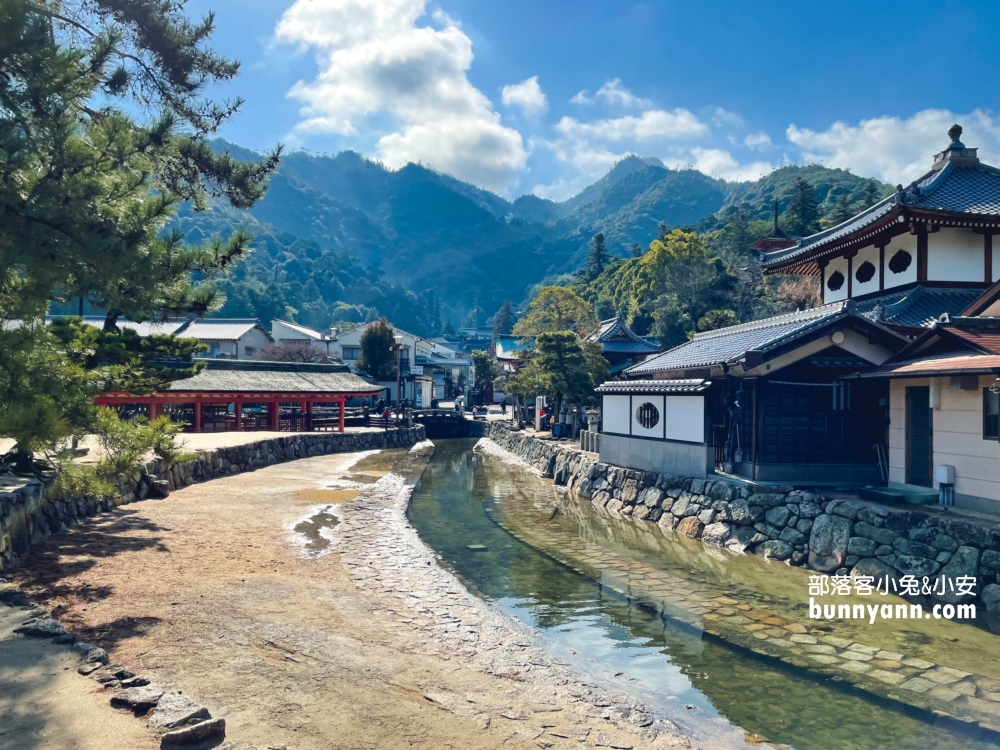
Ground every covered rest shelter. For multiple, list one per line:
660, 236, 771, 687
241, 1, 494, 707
93, 360, 381, 433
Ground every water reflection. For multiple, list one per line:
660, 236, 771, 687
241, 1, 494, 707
409, 440, 1000, 750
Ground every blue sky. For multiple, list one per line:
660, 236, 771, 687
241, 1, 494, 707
190, 0, 1000, 199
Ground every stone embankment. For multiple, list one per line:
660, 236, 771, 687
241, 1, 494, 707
0, 427, 424, 574
485, 423, 1000, 617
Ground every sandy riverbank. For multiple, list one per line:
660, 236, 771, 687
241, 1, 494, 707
0, 443, 737, 749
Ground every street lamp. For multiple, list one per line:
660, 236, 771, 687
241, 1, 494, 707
394, 334, 404, 410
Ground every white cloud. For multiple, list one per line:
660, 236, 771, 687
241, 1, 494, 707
690, 148, 774, 182
709, 107, 744, 128
555, 109, 707, 142
743, 132, 773, 150
570, 78, 653, 109
787, 108, 1000, 184
275, 0, 527, 192
501, 76, 548, 116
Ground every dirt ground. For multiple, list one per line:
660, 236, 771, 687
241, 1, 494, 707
3, 448, 703, 750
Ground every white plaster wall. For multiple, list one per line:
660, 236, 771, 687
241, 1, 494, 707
888, 376, 1000, 503
852, 243, 881, 297
929, 228, 984, 282
602, 395, 631, 435
664, 395, 705, 443
630, 395, 664, 439
883, 233, 918, 290
823, 255, 849, 303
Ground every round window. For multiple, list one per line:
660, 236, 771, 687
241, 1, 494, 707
636, 402, 659, 429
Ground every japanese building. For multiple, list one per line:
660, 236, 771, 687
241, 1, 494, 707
597, 125, 1000, 494
94, 360, 381, 433
585, 317, 660, 375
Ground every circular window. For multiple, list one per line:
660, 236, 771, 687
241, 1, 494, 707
827, 270, 845, 291
888, 249, 912, 274
855, 260, 876, 284
636, 402, 659, 429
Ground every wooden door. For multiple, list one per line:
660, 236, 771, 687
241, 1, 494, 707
905, 386, 933, 487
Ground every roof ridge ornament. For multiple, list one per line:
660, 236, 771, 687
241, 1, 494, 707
933, 123, 979, 168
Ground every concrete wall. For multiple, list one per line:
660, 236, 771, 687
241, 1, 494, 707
0, 427, 425, 573
599, 432, 712, 479
889, 375, 1000, 511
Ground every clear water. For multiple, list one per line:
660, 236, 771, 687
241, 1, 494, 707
408, 440, 1000, 750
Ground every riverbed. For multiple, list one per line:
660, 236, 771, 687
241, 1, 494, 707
409, 439, 1000, 750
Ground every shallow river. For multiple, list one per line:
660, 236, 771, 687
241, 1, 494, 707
408, 440, 1000, 750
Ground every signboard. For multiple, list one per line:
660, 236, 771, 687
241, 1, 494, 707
410, 365, 424, 375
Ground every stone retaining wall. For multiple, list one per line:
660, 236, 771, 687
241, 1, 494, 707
0, 427, 425, 573
485, 423, 1000, 620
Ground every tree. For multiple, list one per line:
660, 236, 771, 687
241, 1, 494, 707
863, 178, 881, 208
581, 341, 610, 398
492, 301, 515, 336
831, 194, 855, 224
258, 341, 328, 363
356, 320, 396, 381
512, 287, 598, 338
470, 349, 500, 394
579, 232, 611, 281
534, 331, 594, 417
697, 309, 739, 332
462, 305, 485, 329
0, 0, 278, 457
784, 178, 820, 236
629, 242, 644, 258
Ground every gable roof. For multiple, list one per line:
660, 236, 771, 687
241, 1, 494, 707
495, 334, 532, 360
763, 127, 1000, 274
885, 315, 1000, 364
272, 319, 330, 341
162, 360, 378, 394
180, 318, 270, 342
586, 317, 660, 354
626, 302, 904, 376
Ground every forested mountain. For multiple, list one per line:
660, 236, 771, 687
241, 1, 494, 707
167, 141, 889, 334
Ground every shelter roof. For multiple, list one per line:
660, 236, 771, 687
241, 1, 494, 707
162, 361, 378, 394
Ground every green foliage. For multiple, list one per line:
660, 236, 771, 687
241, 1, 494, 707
784, 178, 820, 236
534, 332, 594, 413
492, 301, 515, 336
863, 178, 882, 208
93, 407, 185, 478
471, 350, 500, 394
578, 233, 611, 281
512, 287, 597, 339
462, 305, 486, 329
356, 319, 396, 381
46, 464, 116, 502
581, 341, 610, 397
697, 309, 739, 332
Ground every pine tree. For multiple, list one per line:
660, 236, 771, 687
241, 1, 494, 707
581, 232, 611, 281
492, 301, 515, 336
784, 178, 820, 236
831, 194, 855, 224
863, 178, 881, 208
629, 243, 644, 258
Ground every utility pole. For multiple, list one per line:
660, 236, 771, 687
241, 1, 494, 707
394, 334, 403, 413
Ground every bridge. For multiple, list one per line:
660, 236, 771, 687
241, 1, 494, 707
411, 409, 487, 439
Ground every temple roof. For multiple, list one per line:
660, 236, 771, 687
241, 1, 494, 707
595, 379, 711, 394
586, 317, 660, 354
853, 286, 986, 331
762, 125, 1000, 274
162, 360, 378, 394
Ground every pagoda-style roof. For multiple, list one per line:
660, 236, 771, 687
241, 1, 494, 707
763, 125, 1000, 275
587, 317, 660, 355
749, 201, 798, 253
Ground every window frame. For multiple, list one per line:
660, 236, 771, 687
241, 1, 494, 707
984, 387, 1000, 441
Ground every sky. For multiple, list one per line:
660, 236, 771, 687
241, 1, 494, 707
189, 0, 1000, 200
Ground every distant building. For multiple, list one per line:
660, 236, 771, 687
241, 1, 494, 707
494, 334, 533, 374
585, 317, 660, 375
270, 319, 338, 355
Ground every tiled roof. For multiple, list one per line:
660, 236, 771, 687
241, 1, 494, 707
862, 354, 1000, 378
53, 316, 190, 336
587, 317, 660, 354
626, 303, 848, 374
272, 319, 328, 340
179, 319, 268, 341
163, 362, 379, 394
595, 379, 711, 394
763, 151, 1000, 270
858, 287, 985, 330
938, 317, 1000, 354
495, 335, 533, 360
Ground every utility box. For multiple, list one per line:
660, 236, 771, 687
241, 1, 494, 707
935, 465, 955, 484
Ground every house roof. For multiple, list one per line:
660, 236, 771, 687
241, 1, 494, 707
61, 316, 190, 336
495, 335, 533, 360
937, 317, 1000, 354
859, 354, 1000, 378
272, 319, 329, 341
625, 302, 904, 376
596, 379, 711, 394
854, 286, 986, 331
586, 317, 660, 354
162, 360, 379, 394
762, 126, 1000, 273
179, 319, 270, 341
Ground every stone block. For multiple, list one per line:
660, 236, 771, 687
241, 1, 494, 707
675, 516, 704, 538
847, 537, 877, 558
808, 514, 852, 572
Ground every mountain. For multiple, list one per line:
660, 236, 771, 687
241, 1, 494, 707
173, 142, 889, 331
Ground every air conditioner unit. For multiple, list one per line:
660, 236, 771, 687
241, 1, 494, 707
935, 465, 955, 484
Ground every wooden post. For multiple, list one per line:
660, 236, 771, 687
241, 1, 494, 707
235, 400, 243, 431
916, 226, 928, 281
987, 234, 994, 284
306, 399, 313, 432
149, 399, 157, 420
878, 243, 886, 292
270, 399, 279, 431
299, 401, 307, 432
338, 396, 345, 433
194, 399, 202, 433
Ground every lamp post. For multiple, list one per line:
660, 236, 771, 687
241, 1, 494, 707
394, 334, 404, 411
